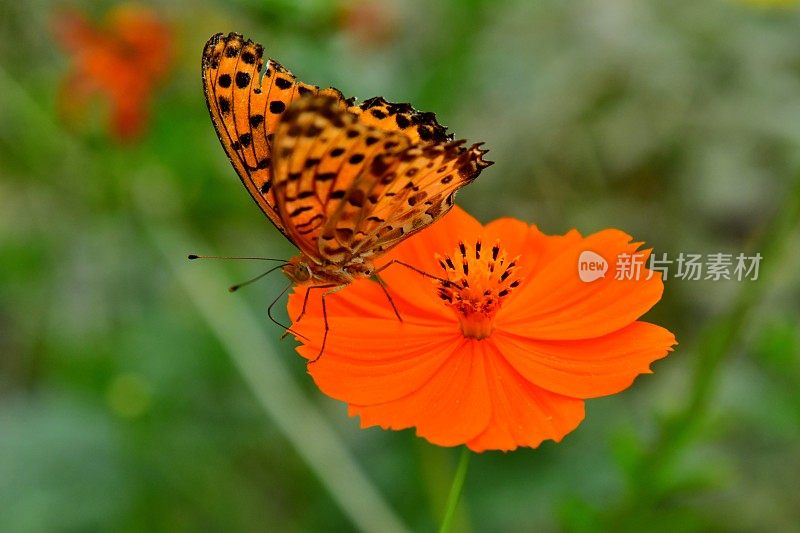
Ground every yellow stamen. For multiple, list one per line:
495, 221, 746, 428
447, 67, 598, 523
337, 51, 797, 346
436, 240, 521, 339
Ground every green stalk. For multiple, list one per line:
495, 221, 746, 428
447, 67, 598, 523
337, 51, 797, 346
438, 447, 472, 533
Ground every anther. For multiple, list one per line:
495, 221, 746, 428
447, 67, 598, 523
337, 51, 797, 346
435, 240, 523, 339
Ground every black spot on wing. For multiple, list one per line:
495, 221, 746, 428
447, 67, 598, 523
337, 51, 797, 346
249, 114, 264, 127
235, 71, 251, 89
218, 96, 230, 114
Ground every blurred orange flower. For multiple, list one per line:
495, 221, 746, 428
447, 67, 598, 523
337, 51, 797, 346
338, 0, 400, 46
54, 5, 173, 142
288, 206, 676, 452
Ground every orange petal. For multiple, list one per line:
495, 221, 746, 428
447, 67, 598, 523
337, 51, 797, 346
305, 319, 464, 405
524, 226, 583, 279
500, 228, 664, 339
466, 342, 585, 451
493, 322, 676, 399
480, 217, 530, 254
348, 340, 493, 446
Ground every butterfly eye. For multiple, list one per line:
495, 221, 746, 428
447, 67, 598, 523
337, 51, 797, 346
296, 263, 312, 282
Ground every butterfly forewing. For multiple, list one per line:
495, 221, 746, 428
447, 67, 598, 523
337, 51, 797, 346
201, 32, 349, 237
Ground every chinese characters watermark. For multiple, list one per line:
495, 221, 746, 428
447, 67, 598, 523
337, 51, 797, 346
578, 251, 762, 282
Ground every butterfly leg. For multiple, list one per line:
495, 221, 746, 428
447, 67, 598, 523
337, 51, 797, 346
374, 259, 449, 285
294, 285, 335, 324
308, 284, 347, 364
268, 281, 309, 341
374, 273, 402, 322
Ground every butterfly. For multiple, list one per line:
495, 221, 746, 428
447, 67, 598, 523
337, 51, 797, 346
201, 32, 492, 353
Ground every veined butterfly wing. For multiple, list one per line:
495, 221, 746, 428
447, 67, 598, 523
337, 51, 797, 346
271, 96, 491, 264
201, 32, 349, 240
271, 95, 412, 263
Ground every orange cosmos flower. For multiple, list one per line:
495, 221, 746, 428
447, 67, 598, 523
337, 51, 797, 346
54, 5, 173, 142
287, 206, 676, 452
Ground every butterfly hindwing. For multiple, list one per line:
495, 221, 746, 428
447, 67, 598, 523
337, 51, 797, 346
271, 95, 412, 263
348, 140, 491, 257
272, 96, 491, 264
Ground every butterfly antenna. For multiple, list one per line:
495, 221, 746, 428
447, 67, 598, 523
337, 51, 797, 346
188, 254, 286, 262
228, 263, 287, 292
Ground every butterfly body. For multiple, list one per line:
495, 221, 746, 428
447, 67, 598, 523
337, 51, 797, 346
202, 31, 491, 298
282, 254, 373, 287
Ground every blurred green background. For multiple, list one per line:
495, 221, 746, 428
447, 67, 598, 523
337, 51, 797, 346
2, 0, 800, 531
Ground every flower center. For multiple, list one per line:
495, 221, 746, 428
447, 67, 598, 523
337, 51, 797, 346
436, 240, 522, 339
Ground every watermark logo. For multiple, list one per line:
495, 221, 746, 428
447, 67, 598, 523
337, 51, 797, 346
578, 250, 608, 282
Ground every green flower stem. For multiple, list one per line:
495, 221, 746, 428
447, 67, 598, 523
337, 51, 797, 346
438, 447, 472, 533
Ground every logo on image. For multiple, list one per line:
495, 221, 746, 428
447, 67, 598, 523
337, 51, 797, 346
578, 251, 608, 283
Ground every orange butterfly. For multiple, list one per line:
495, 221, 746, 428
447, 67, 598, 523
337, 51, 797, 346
201, 32, 492, 354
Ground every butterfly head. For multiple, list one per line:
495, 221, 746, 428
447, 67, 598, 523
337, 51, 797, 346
282, 256, 314, 284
